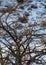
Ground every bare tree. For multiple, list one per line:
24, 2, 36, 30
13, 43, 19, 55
0, 5, 46, 65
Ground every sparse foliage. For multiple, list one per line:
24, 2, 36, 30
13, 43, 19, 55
0, 2, 46, 65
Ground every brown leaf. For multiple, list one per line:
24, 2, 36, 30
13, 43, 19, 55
19, 16, 27, 23
23, 29, 30, 36
0, 6, 16, 14
41, 37, 46, 43
41, 21, 46, 27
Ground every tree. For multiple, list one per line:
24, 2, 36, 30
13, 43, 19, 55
0, 5, 46, 65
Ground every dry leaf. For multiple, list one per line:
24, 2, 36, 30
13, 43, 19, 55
41, 21, 46, 27
19, 16, 27, 23
23, 29, 30, 36
41, 37, 46, 43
